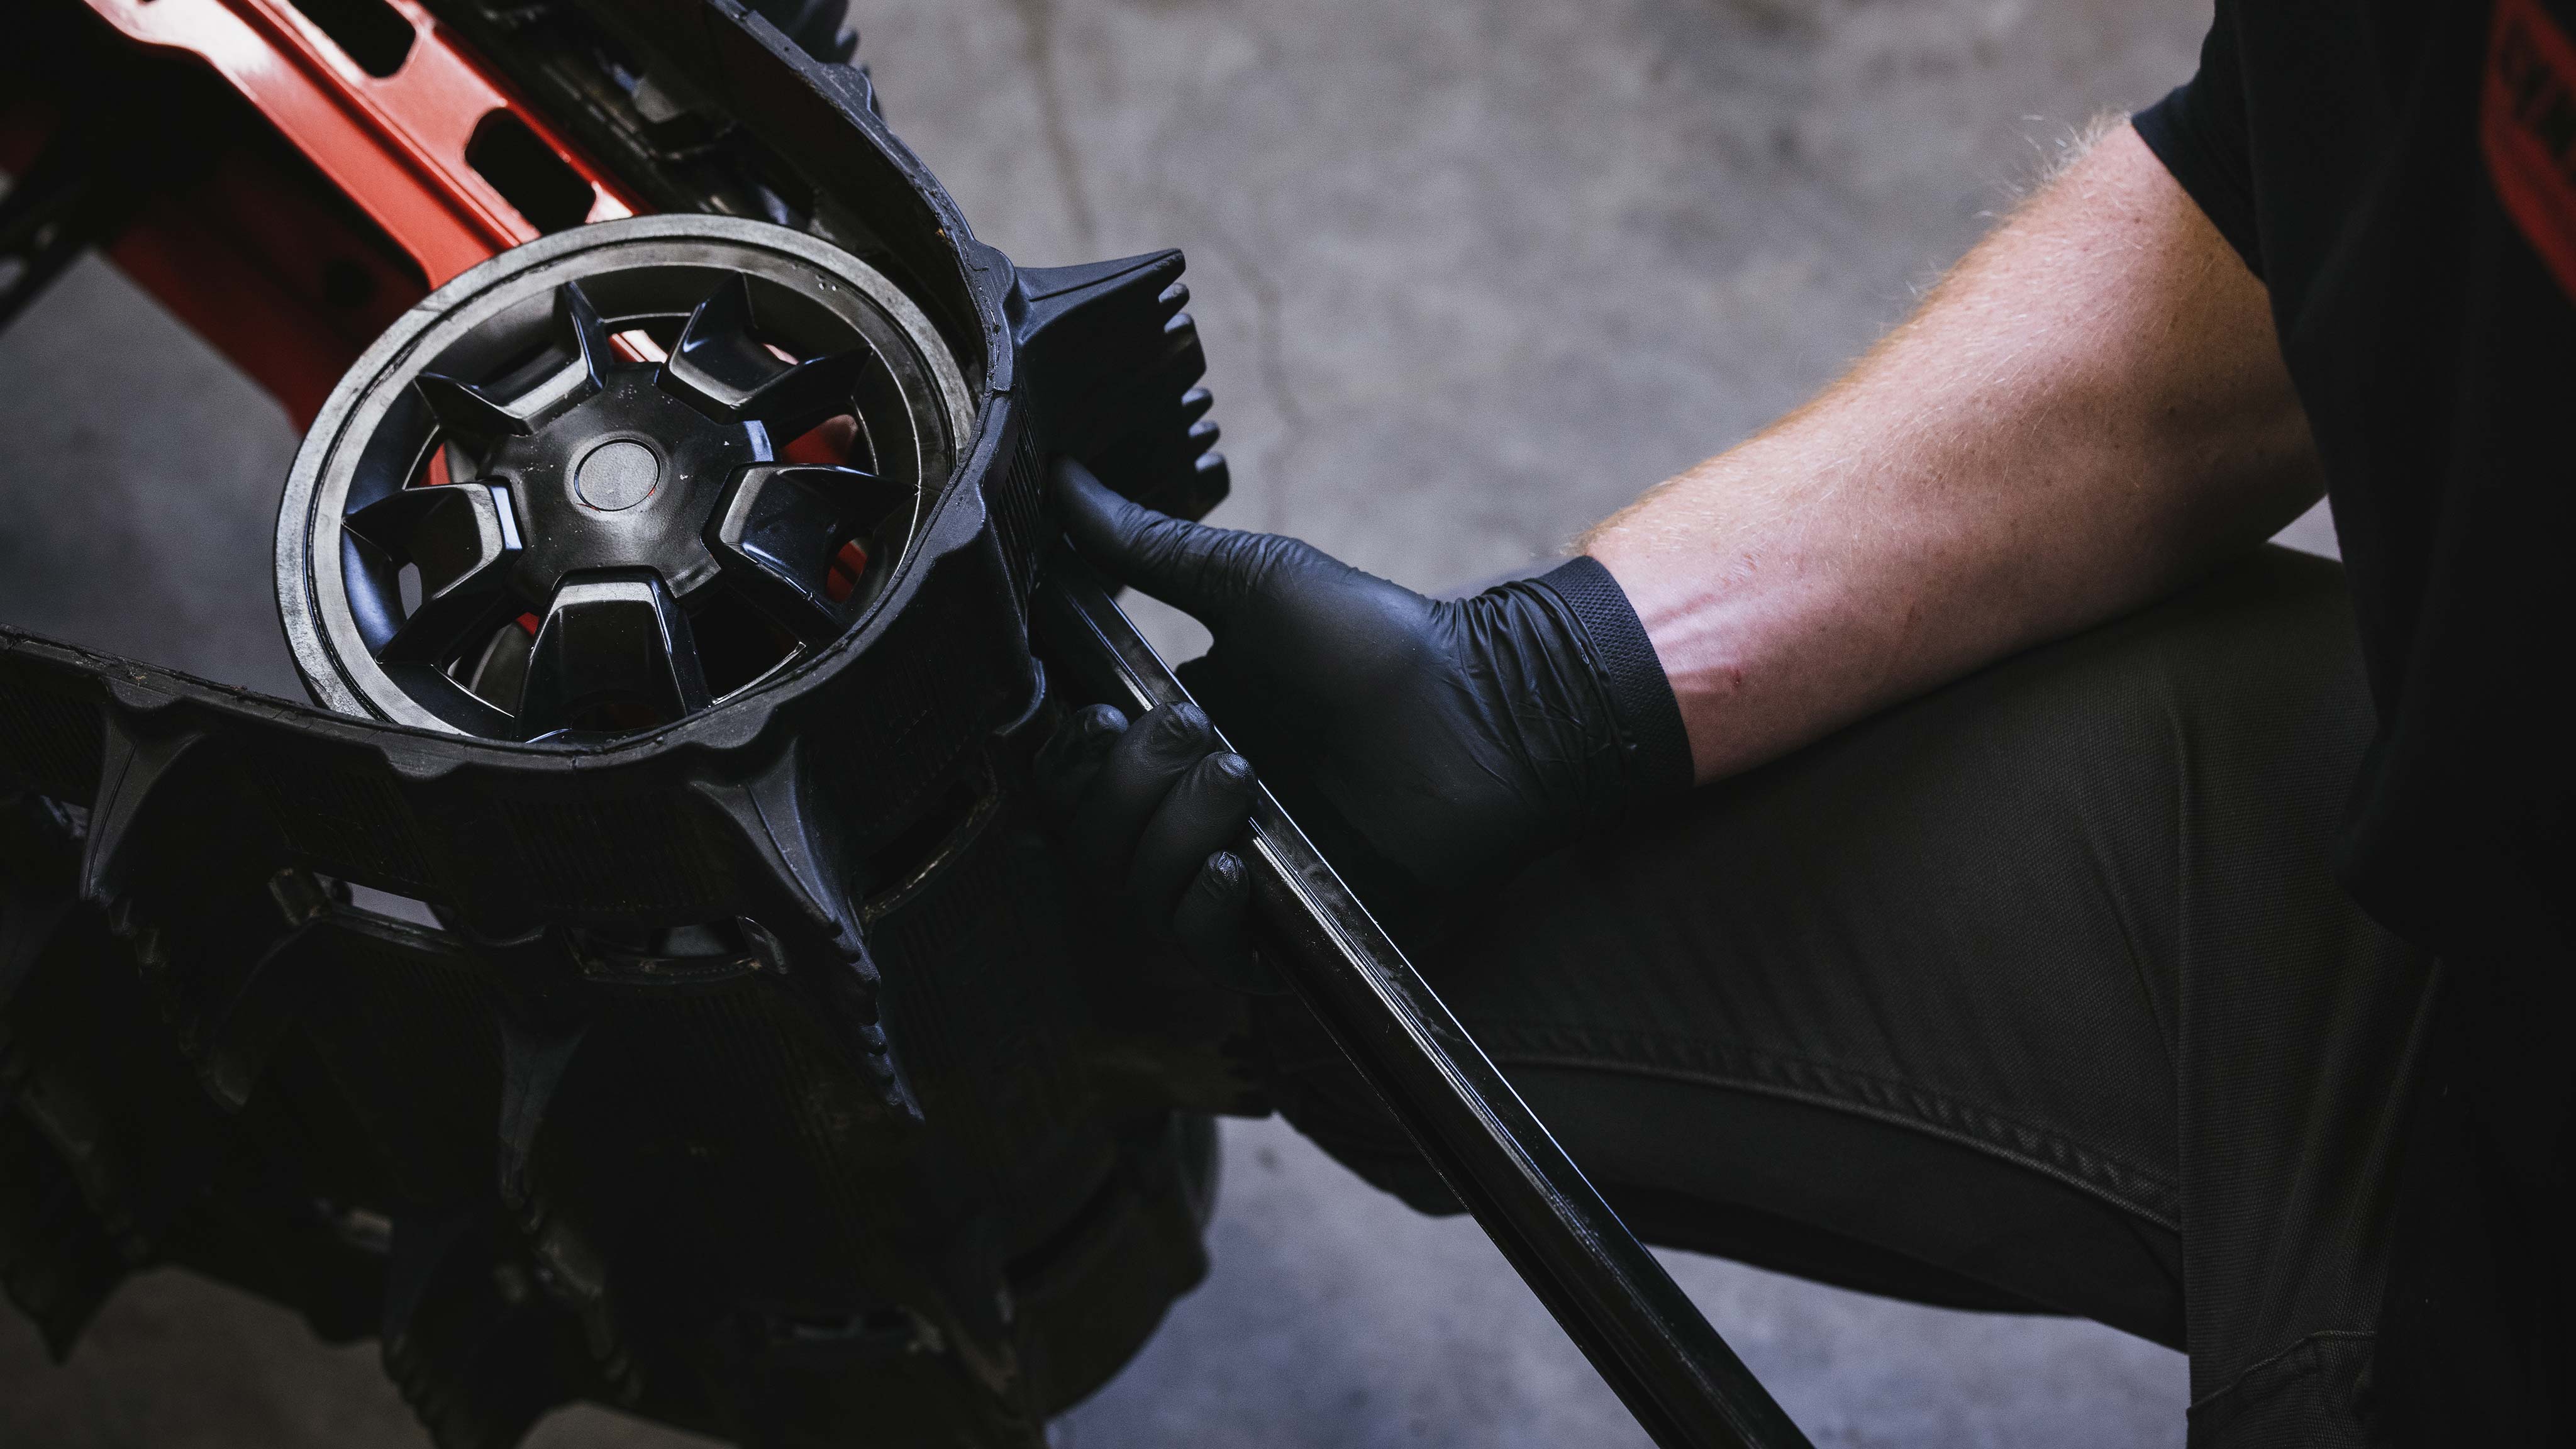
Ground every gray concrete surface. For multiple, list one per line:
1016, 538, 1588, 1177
0, 0, 2317, 1442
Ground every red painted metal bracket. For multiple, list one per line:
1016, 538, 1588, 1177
82, 0, 634, 287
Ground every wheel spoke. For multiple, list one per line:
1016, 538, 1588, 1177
660, 274, 767, 413
347, 484, 523, 667
660, 274, 867, 435
557, 279, 613, 391
705, 464, 901, 647
461, 617, 535, 716
411, 280, 616, 452
380, 577, 514, 669
516, 572, 712, 736
733, 350, 869, 438
412, 372, 530, 452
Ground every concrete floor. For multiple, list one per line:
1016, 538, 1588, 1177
0, 0, 2331, 1441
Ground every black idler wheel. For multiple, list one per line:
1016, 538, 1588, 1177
275, 215, 970, 740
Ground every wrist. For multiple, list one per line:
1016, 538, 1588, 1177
1527, 554, 1695, 809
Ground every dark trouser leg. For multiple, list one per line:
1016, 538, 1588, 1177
1255, 547, 2435, 1444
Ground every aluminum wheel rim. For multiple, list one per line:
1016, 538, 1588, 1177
275, 214, 972, 741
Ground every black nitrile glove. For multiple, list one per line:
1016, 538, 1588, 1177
1031, 697, 1270, 990
1050, 458, 1692, 936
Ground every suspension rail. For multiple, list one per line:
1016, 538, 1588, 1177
1034, 554, 1813, 1449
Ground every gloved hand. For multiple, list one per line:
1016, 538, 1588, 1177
1032, 697, 1268, 989
1044, 457, 1692, 969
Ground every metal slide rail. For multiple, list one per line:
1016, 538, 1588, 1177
1035, 554, 1813, 1449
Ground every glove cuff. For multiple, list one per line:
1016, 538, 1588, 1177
1532, 555, 1694, 799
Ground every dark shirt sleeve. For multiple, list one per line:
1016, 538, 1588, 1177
2131, 4, 2263, 279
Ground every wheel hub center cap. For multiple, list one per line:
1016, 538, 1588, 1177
576, 439, 661, 511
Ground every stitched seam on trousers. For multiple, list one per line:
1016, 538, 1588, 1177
2185, 1329, 2375, 1435
1483, 1020, 2183, 1231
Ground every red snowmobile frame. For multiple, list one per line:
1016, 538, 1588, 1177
1, 0, 636, 425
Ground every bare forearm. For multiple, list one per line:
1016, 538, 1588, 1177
1584, 123, 2321, 782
